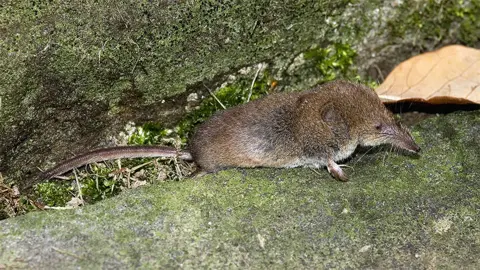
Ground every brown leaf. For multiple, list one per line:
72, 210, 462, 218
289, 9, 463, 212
376, 45, 480, 104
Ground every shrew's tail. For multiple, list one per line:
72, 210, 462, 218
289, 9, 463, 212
40, 145, 193, 180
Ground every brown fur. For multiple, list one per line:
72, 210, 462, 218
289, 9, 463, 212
190, 80, 419, 180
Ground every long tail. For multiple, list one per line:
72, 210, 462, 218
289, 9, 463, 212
40, 145, 193, 180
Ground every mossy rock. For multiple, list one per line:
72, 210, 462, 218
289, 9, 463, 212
0, 110, 478, 268
2, 0, 479, 189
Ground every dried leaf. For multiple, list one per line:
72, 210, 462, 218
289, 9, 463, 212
376, 45, 480, 104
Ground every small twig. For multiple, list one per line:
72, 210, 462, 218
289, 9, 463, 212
173, 157, 183, 180
129, 38, 141, 74
94, 173, 100, 192
49, 174, 70, 180
73, 170, 84, 204
116, 159, 122, 170
125, 169, 131, 189
126, 171, 132, 189
75, 54, 87, 68
309, 168, 323, 176
382, 146, 393, 165
373, 64, 385, 82
110, 181, 116, 193
131, 57, 140, 75
127, 160, 155, 188
250, 20, 258, 37
29, 199, 46, 210
44, 206, 75, 210
98, 39, 109, 63
130, 160, 154, 172
203, 83, 226, 109
115, 159, 129, 188
41, 43, 50, 52
247, 63, 262, 102
52, 247, 84, 260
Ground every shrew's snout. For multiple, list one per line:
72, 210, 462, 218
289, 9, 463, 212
400, 135, 421, 153
410, 143, 421, 153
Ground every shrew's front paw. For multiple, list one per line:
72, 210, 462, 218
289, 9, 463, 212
327, 160, 348, 182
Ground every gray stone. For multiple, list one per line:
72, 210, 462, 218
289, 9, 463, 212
0, 111, 478, 268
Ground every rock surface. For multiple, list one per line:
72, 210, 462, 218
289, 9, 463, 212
2, 0, 478, 188
1, 110, 478, 269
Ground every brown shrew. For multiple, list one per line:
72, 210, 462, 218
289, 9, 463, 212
40, 80, 420, 182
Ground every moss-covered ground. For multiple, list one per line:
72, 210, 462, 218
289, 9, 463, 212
0, 110, 478, 268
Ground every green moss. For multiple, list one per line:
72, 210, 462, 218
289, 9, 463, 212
303, 43, 379, 87
33, 165, 122, 206
387, 0, 480, 47
304, 43, 357, 83
80, 175, 122, 203
128, 122, 169, 146
128, 72, 273, 147
34, 182, 72, 206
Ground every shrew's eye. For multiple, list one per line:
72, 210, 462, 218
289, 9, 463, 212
375, 123, 382, 131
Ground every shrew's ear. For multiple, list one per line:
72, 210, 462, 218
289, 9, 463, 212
321, 102, 342, 124
321, 102, 350, 138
